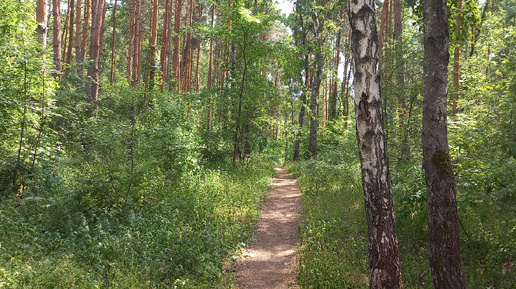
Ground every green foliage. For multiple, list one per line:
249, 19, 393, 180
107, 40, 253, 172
286, 131, 369, 289
0, 80, 276, 287
0, 0, 59, 195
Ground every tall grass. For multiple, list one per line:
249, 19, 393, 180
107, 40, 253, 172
0, 144, 274, 288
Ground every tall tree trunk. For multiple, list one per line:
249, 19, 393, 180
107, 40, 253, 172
173, 0, 183, 90
348, 0, 401, 287
160, 0, 171, 89
86, 0, 106, 118
206, 4, 215, 131
36, 0, 48, 47
331, 4, 345, 121
308, 12, 323, 160
64, 0, 75, 78
422, 0, 468, 287
110, 0, 118, 85
342, 30, 351, 129
133, 0, 142, 86
75, 0, 83, 76
61, 4, 71, 64
148, 0, 159, 90
184, 0, 194, 91
52, 0, 61, 78
127, 0, 135, 82
81, 0, 90, 64
194, 3, 203, 93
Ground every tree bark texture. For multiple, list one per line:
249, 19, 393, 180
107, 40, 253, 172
36, 0, 48, 47
422, 0, 468, 287
348, 0, 401, 287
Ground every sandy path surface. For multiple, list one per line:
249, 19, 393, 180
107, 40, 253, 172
234, 166, 301, 289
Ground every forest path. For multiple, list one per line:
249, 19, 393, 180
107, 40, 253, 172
233, 166, 301, 289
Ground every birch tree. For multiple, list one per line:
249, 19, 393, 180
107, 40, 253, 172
348, 0, 401, 287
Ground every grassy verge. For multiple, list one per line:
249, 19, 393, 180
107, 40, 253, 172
0, 158, 275, 288
285, 159, 369, 288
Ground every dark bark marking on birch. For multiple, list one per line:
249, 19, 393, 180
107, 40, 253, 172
359, 92, 371, 120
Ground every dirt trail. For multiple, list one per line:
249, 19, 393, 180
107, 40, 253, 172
234, 166, 301, 289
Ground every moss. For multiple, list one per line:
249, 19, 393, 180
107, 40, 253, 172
431, 150, 454, 179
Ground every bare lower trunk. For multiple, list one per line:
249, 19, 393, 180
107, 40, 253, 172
348, 0, 401, 287
422, 0, 468, 287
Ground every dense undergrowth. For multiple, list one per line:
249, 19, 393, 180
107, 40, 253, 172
287, 122, 515, 289
1, 157, 274, 288
0, 85, 276, 288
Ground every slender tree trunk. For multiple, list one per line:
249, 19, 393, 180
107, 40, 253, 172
36, 0, 48, 47
194, 4, 203, 92
173, 0, 183, 89
127, 0, 135, 82
64, 0, 75, 77
81, 0, 90, 64
148, 0, 159, 90
184, 0, 194, 91
206, 4, 215, 131
422, 0, 468, 287
342, 30, 351, 128
233, 47, 248, 166
75, 0, 83, 76
52, 0, 61, 78
61, 5, 71, 64
133, 0, 142, 86
308, 12, 323, 160
331, 4, 345, 121
110, 0, 118, 85
348, 0, 401, 287
86, 0, 106, 118
160, 0, 171, 89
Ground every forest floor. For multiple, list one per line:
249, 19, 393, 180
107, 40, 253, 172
233, 166, 301, 289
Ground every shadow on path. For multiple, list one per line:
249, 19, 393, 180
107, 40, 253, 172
234, 166, 301, 289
